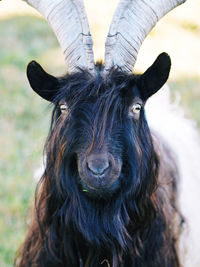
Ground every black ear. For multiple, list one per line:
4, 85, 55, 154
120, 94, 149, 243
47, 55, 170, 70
137, 53, 171, 101
27, 61, 60, 102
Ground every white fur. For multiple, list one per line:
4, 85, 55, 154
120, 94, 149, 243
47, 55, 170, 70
146, 85, 200, 267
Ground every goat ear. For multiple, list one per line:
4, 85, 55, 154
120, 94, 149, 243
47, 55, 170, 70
27, 61, 60, 102
138, 53, 171, 101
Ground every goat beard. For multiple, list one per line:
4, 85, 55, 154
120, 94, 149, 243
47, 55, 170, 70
34, 151, 157, 263
15, 147, 158, 267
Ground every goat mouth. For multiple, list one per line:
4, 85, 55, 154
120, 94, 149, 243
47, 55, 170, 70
79, 177, 120, 198
79, 169, 121, 193
78, 166, 122, 196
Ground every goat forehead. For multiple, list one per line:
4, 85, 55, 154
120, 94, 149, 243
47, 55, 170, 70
64, 84, 122, 117
64, 94, 124, 150
68, 86, 120, 103
59, 70, 137, 105
72, 94, 123, 126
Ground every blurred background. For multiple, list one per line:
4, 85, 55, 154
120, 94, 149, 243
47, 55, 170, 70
0, 0, 199, 266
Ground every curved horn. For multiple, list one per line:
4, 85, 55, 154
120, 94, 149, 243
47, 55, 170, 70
24, 0, 95, 73
104, 0, 186, 74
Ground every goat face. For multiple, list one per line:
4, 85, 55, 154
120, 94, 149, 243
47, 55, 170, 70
60, 84, 125, 196
27, 53, 171, 198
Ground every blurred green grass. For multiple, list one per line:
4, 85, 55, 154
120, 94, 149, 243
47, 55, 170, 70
0, 16, 58, 266
0, 15, 199, 266
169, 76, 200, 128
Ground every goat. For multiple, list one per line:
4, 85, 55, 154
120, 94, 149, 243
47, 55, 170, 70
15, 0, 192, 266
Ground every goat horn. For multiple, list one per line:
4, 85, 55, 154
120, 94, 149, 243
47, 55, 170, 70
23, 0, 95, 73
104, 0, 187, 74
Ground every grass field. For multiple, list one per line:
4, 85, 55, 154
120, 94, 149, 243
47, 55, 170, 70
0, 4, 199, 267
0, 16, 59, 266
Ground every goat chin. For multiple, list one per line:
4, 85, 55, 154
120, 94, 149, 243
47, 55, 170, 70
146, 84, 200, 267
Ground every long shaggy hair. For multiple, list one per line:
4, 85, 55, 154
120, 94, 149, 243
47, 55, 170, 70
15, 55, 183, 267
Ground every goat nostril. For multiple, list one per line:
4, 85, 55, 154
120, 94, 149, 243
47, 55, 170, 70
87, 160, 109, 176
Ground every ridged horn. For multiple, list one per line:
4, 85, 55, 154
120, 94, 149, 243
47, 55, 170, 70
24, 0, 95, 73
104, 0, 187, 74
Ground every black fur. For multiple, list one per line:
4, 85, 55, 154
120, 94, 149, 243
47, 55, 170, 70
16, 53, 182, 267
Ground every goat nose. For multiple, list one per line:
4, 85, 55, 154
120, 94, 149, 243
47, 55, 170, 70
87, 159, 109, 176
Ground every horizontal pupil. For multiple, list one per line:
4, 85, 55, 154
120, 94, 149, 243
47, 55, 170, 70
60, 105, 67, 110
133, 105, 141, 110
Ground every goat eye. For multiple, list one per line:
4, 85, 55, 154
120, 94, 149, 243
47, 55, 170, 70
131, 103, 142, 114
60, 104, 68, 113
